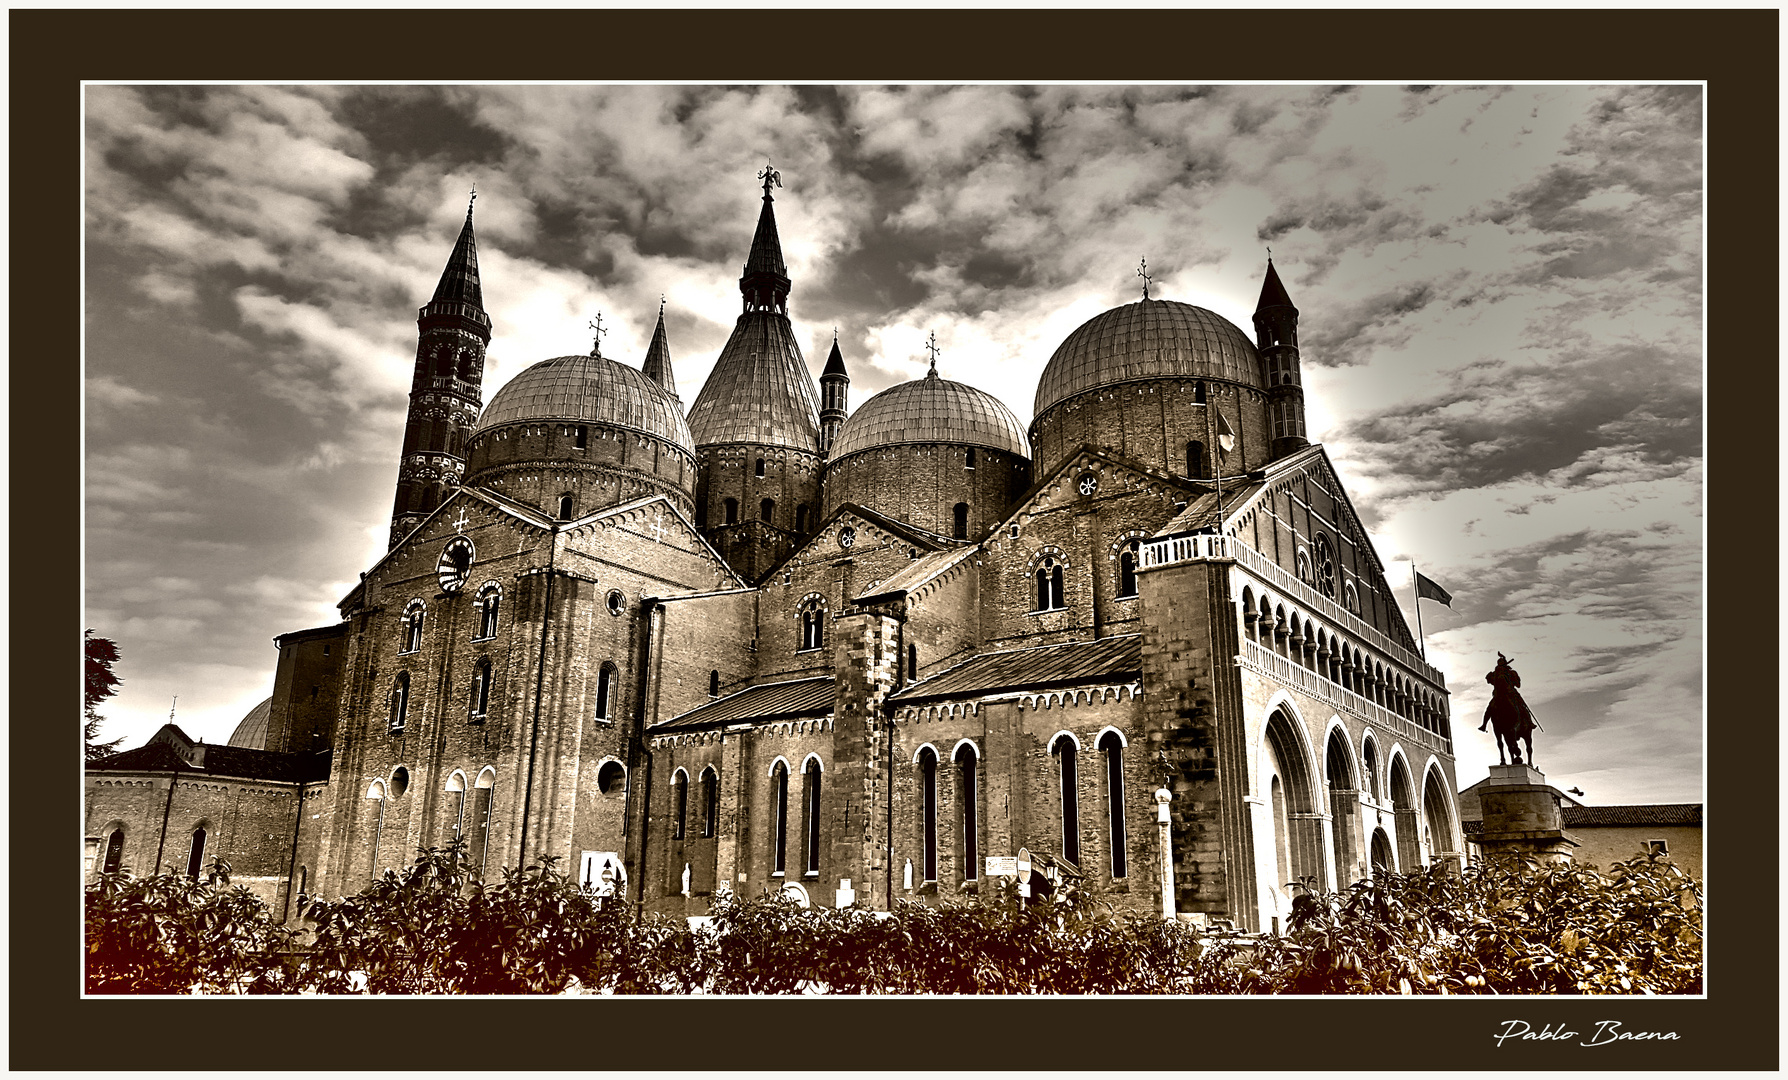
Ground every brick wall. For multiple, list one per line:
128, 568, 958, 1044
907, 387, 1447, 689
464, 420, 696, 521
822, 444, 1031, 540
1029, 378, 1273, 482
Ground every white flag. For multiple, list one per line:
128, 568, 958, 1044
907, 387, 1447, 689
1215, 407, 1236, 454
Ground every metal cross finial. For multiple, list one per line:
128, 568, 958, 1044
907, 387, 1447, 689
659, 293, 666, 315
588, 313, 606, 358
758, 162, 782, 196
1137, 257, 1153, 301
924, 330, 941, 374
1266, 245, 1272, 262
468, 185, 477, 219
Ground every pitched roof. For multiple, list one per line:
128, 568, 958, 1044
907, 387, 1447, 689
653, 676, 835, 733
855, 545, 979, 603
1562, 804, 1702, 828
889, 635, 1142, 707
1255, 257, 1296, 313
90, 742, 332, 784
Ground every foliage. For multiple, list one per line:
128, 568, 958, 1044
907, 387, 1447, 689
84, 629, 125, 763
85, 845, 1701, 995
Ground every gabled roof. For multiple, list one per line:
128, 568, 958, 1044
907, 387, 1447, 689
989, 443, 1198, 541
90, 740, 332, 784
653, 676, 834, 733
1562, 804, 1702, 828
889, 635, 1142, 707
855, 545, 980, 603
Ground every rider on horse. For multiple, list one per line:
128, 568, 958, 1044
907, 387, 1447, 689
1480, 653, 1541, 766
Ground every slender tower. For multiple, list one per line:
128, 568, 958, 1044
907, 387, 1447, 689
1253, 256, 1308, 460
819, 332, 849, 453
390, 194, 492, 547
642, 297, 678, 402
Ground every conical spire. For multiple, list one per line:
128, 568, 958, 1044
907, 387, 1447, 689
430, 192, 485, 310
643, 297, 677, 398
739, 165, 791, 314
1255, 255, 1295, 313
822, 333, 848, 377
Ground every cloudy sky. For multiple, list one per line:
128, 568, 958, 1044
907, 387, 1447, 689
84, 84, 1702, 805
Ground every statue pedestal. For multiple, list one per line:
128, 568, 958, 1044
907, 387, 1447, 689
1476, 764, 1577, 867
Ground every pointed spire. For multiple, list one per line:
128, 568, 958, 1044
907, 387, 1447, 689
822, 329, 848, 377
430, 188, 485, 309
739, 165, 791, 314
643, 297, 677, 397
1256, 253, 1296, 313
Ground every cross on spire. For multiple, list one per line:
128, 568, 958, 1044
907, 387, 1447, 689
1137, 257, 1153, 301
588, 313, 606, 358
924, 330, 941, 375
467, 185, 477, 220
758, 161, 782, 197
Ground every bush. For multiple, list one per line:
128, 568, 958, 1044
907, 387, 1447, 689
84, 846, 1700, 994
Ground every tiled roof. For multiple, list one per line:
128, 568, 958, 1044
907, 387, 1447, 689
428, 206, 485, 310
653, 676, 835, 732
890, 635, 1142, 706
855, 546, 979, 602
475, 354, 694, 450
1255, 258, 1296, 313
742, 191, 788, 281
1562, 804, 1702, 828
686, 315, 822, 450
1034, 299, 1263, 417
90, 742, 332, 784
830, 371, 1031, 461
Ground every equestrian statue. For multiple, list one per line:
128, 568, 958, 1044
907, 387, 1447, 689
1480, 652, 1541, 766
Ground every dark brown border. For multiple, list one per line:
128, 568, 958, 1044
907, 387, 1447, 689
20, 7, 1774, 1072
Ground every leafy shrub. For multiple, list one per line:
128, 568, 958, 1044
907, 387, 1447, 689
85, 858, 299, 994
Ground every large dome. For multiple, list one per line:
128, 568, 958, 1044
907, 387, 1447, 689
1033, 299, 1262, 418
475, 354, 694, 451
830, 371, 1031, 462
227, 696, 272, 749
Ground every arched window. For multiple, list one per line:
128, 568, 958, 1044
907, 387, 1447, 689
1195, 381, 1207, 404
1117, 540, 1139, 598
1034, 557, 1065, 611
724, 498, 739, 525
918, 747, 939, 883
955, 743, 979, 881
574, 425, 588, 450
1362, 738, 1381, 801
1099, 730, 1127, 878
102, 829, 125, 875
708, 669, 720, 698
701, 767, 719, 838
1053, 734, 1080, 865
907, 643, 919, 681
771, 761, 790, 875
389, 673, 410, 733
468, 658, 491, 722
1344, 580, 1360, 614
471, 770, 496, 879
755, 457, 766, 479
186, 827, 207, 879
798, 598, 826, 652
558, 493, 575, 519
952, 502, 969, 539
445, 772, 467, 844
795, 504, 809, 533
1314, 535, 1337, 599
1188, 440, 1207, 479
401, 601, 424, 653
476, 585, 501, 640
594, 663, 615, 720
761, 498, 775, 524
965, 447, 977, 469
1295, 546, 1313, 585
803, 758, 823, 876
672, 771, 689, 840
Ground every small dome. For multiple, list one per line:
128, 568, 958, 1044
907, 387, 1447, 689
475, 355, 694, 451
227, 696, 272, 749
1033, 299, 1262, 418
830, 371, 1031, 462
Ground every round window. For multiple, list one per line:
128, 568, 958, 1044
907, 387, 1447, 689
389, 766, 410, 798
838, 526, 856, 549
606, 589, 625, 616
437, 537, 475, 593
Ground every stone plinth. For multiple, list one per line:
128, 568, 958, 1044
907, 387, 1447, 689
1477, 764, 1577, 866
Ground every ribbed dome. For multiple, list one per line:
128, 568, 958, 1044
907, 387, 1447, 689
831, 371, 1031, 462
1033, 299, 1262, 417
475, 354, 694, 451
227, 696, 272, 749
686, 316, 821, 450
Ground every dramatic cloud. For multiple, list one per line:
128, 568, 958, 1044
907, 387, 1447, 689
84, 85, 1702, 806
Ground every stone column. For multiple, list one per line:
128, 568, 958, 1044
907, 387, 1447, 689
1476, 763, 1577, 867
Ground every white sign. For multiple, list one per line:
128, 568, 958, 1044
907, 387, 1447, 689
579, 851, 625, 896
985, 856, 1018, 878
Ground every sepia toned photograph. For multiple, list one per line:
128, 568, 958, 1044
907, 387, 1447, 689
81, 79, 1706, 1006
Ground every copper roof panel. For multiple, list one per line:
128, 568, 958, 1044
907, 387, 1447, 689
653, 676, 835, 732
686, 315, 822, 450
831, 373, 1030, 461
890, 635, 1142, 706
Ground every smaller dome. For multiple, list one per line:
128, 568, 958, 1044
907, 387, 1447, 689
475, 355, 694, 451
227, 697, 272, 749
830, 371, 1031, 462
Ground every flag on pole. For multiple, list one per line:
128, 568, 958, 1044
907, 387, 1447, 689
1414, 571, 1453, 607
1214, 407, 1236, 454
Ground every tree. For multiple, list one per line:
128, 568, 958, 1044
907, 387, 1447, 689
85, 630, 125, 763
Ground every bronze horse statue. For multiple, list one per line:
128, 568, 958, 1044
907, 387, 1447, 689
1479, 653, 1540, 766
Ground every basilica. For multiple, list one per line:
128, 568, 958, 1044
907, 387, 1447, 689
87, 171, 1463, 933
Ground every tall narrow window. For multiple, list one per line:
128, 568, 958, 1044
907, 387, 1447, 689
673, 771, 688, 840
469, 659, 491, 721
558, 493, 575, 519
446, 773, 467, 845
1054, 736, 1080, 866
760, 498, 775, 524
795, 504, 809, 533
771, 762, 789, 875
594, 664, 614, 720
755, 457, 766, 479
574, 425, 587, 449
1188, 441, 1207, 479
186, 828, 207, 879
918, 747, 938, 883
477, 586, 500, 639
1117, 541, 1139, 598
701, 767, 719, 838
389, 674, 410, 733
724, 498, 739, 525
907, 643, 919, 681
1050, 564, 1065, 609
471, 773, 495, 879
955, 744, 979, 881
1036, 566, 1050, 611
952, 502, 969, 539
401, 602, 424, 653
1099, 731, 1128, 878
965, 447, 977, 469
708, 669, 721, 697
803, 758, 822, 876
102, 830, 125, 874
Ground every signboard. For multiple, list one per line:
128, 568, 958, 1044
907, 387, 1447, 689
984, 856, 1018, 878
1016, 847, 1032, 884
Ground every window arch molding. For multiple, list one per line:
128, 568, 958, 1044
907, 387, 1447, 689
766, 754, 794, 779
949, 738, 981, 762
400, 599, 426, 654
796, 593, 828, 653
911, 741, 943, 765
473, 582, 503, 640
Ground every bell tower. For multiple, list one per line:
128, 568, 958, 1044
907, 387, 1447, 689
390, 193, 492, 548
1253, 256, 1308, 459
819, 332, 849, 453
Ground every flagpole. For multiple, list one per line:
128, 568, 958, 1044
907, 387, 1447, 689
1412, 564, 1427, 660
